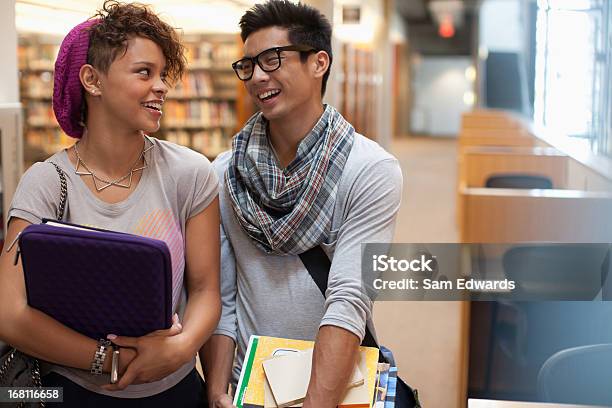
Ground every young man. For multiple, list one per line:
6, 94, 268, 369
201, 1, 402, 407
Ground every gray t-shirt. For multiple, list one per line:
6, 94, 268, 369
8, 136, 218, 398
212, 133, 403, 386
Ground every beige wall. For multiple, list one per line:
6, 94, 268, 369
0, 0, 19, 104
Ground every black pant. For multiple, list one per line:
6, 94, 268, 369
42, 368, 208, 407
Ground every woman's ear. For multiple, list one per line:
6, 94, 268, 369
312, 50, 330, 79
79, 64, 101, 96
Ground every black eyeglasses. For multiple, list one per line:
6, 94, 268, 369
231, 45, 317, 81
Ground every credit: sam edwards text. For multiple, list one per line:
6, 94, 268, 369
372, 278, 516, 291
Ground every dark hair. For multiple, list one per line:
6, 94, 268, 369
87, 1, 186, 85
239, 0, 332, 96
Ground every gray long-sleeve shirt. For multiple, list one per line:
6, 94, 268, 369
212, 133, 403, 385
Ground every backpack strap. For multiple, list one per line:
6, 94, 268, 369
299, 246, 378, 348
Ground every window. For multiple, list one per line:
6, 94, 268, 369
534, 0, 610, 155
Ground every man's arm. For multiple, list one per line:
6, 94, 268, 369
200, 223, 239, 407
303, 326, 360, 408
304, 157, 403, 407
201, 334, 236, 407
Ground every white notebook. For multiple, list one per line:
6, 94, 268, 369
262, 347, 364, 408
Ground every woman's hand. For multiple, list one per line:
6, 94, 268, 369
102, 314, 189, 390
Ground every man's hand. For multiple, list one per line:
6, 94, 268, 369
210, 393, 235, 408
102, 314, 188, 390
201, 334, 236, 407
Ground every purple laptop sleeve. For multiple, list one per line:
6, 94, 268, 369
20, 222, 172, 340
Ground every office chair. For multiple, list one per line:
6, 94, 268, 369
479, 245, 610, 399
475, 172, 554, 390
503, 245, 609, 300
485, 173, 553, 189
537, 344, 612, 405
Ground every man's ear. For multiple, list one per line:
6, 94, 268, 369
79, 64, 102, 96
312, 50, 330, 79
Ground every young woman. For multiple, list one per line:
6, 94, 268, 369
0, 1, 220, 406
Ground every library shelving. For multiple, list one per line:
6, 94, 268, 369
18, 33, 253, 165
338, 43, 378, 139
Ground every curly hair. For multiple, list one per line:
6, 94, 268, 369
87, 0, 186, 84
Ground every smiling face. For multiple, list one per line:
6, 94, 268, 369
95, 36, 168, 134
242, 26, 322, 123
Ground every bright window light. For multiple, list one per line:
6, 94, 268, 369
534, 0, 603, 138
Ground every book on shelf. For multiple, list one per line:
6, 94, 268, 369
234, 335, 380, 408
21, 72, 54, 98
167, 71, 215, 98
162, 100, 236, 128
26, 102, 57, 126
184, 39, 239, 68
18, 43, 59, 70
165, 129, 230, 158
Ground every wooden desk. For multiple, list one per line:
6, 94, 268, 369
461, 110, 523, 130
469, 399, 605, 408
459, 146, 568, 188
459, 129, 539, 148
459, 187, 612, 242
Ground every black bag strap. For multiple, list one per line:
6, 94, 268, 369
299, 246, 378, 348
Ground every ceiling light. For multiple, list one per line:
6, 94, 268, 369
438, 15, 455, 38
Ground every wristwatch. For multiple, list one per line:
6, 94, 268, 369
91, 339, 111, 375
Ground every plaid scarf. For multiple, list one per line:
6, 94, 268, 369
225, 105, 355, 255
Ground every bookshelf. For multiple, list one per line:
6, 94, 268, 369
18, 37, 66, 166
18, 33, 253, 166
163, 34, 251, 159
338, 43, 378, 139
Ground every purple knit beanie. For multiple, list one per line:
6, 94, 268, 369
53, 19, 100, 138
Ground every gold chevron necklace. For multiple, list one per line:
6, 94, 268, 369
73, 136, 154, 192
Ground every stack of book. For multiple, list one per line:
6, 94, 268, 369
162, 100, 236, 128
168, 71, 215, 98
234, 335, 393, 408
